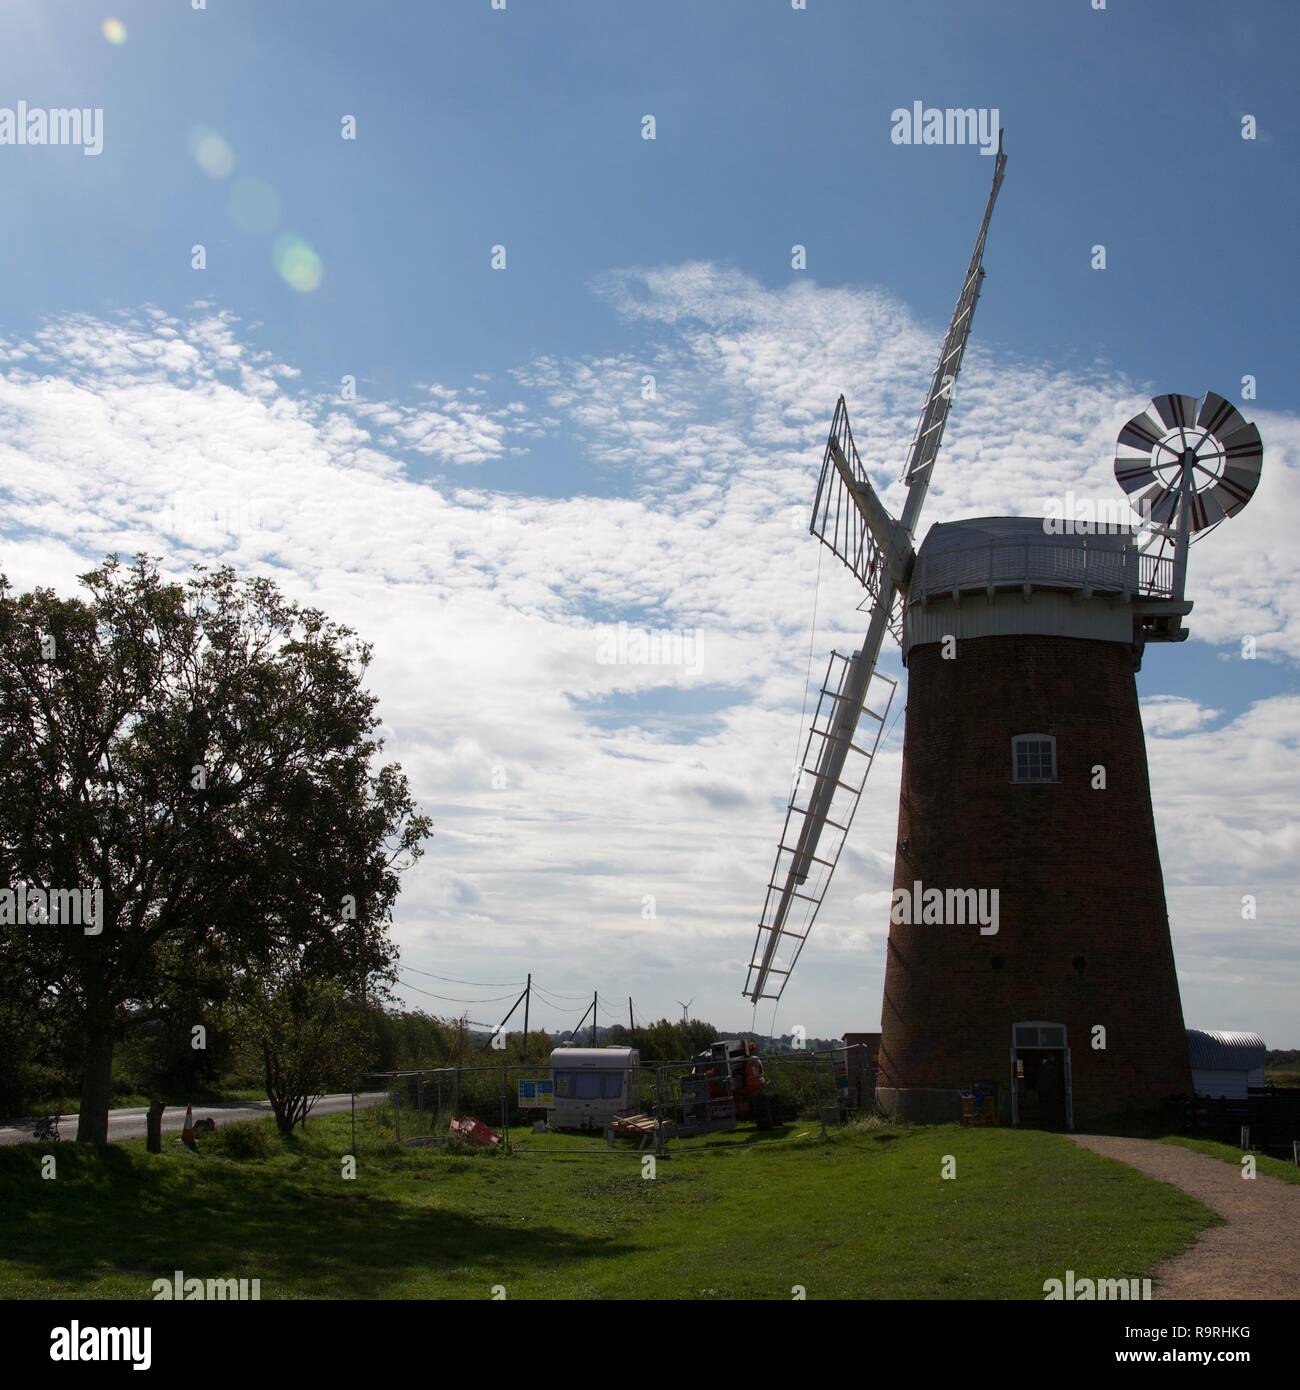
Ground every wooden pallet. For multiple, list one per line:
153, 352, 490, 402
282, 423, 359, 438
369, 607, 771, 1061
608, 1113, 658, 1136
606, 1113, 667, 1148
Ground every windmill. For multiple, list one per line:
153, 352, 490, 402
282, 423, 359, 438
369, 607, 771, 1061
869, 386, 1263, 1128
743, 137, 1008, 1004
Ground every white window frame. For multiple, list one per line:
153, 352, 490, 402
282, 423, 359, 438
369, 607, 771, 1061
1011, 732, 1057, 784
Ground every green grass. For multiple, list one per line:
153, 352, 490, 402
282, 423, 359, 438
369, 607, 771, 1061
1159, 1135, 1300, 1186
0, 1110, 1216, 1300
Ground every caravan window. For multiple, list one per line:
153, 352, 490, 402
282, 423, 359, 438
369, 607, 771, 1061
554, 1070, 626, 1101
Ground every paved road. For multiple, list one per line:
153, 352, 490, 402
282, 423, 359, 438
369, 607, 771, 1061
0, 1091, 389, 1145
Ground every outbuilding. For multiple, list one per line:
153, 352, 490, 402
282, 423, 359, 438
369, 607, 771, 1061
1186, 1029, 1266, 1100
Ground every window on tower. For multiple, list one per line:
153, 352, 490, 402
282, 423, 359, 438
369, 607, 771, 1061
1012, 733, 1056, 784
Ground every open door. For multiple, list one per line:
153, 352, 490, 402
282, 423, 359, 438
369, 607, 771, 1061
1011, 1023, 1072, 1131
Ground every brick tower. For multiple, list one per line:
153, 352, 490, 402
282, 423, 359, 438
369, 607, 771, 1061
875, 518, 1193, 1127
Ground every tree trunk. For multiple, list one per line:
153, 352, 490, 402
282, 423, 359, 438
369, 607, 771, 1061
76, 1013, 115, 1144
263, 1036, 294, 1137
146, 1099, 165, 1154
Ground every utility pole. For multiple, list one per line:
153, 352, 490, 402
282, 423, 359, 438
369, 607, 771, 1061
591, 990, 598, 1046
628, 996, 634, 1031
523, 973, 531, 1059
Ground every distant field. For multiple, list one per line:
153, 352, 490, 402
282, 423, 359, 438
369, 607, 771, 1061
0, 1109, 1215, 1300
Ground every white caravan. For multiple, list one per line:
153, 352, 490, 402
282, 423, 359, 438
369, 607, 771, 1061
548, 1046, 640, 1130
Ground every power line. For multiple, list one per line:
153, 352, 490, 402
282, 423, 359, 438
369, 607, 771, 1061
394, 969, 687, 1037
529, 979, 591, 1001
879, 695, 906, 748
394, 972, 521, 1005
530, 983, 596, 1013
526, 983, 571, 1008
525, 989, 595, 1026
398, 964, 527, 989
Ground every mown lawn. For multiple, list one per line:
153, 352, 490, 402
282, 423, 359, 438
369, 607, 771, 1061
0, 1110, 1216, 1300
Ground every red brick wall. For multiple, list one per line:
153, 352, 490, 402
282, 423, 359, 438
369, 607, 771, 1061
877, 633, 1192, 1124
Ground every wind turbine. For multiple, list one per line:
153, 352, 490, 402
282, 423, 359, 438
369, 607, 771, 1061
744, 137, 1008, 1004
676, 998, 695, 1022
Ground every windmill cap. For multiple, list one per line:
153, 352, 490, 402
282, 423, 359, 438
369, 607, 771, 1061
902, 515, 1174, 660
909, 515, 1140, 601
917, 516, 1136, 556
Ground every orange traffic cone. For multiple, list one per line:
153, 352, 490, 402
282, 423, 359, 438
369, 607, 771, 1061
182, 1104, 197, 1152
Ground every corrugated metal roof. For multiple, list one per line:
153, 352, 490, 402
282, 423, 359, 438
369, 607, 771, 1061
1186, 1028, 1266, 1070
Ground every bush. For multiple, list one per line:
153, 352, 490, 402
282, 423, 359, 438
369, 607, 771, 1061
208, 1119, 278, 1161
843, 1111, 897, 1134
31, 1114, 62, 1142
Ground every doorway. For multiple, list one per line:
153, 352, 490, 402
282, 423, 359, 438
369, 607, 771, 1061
1010, 1023, 1072, 1130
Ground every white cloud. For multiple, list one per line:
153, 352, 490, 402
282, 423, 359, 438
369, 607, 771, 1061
1141, 695, 1222, 736
1, 273, 1297, 1044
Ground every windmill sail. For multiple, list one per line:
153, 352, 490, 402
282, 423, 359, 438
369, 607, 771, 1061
811, 400, 890, 595
742, 655, 897, 1002
745, 137, 1008, 1004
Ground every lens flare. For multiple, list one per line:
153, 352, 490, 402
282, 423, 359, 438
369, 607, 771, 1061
189, 126, 236, 179
101, 17, 127, 44
272, 235, 324, 293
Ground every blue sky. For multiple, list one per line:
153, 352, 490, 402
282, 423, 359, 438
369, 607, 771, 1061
7, 1, 1299, 425
1, 0, 1297, 1043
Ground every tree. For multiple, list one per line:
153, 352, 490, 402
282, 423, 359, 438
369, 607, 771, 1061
0, 556, 430, 1143
238, 961, 369, 1137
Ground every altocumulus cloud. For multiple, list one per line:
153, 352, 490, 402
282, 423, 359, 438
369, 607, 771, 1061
0, 268, 1296, 1039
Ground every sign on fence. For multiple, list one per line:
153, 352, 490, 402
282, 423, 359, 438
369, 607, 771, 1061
518, 1079, 555, 1107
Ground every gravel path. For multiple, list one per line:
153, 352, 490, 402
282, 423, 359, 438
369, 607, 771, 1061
1068, 1134, 1300, 1300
